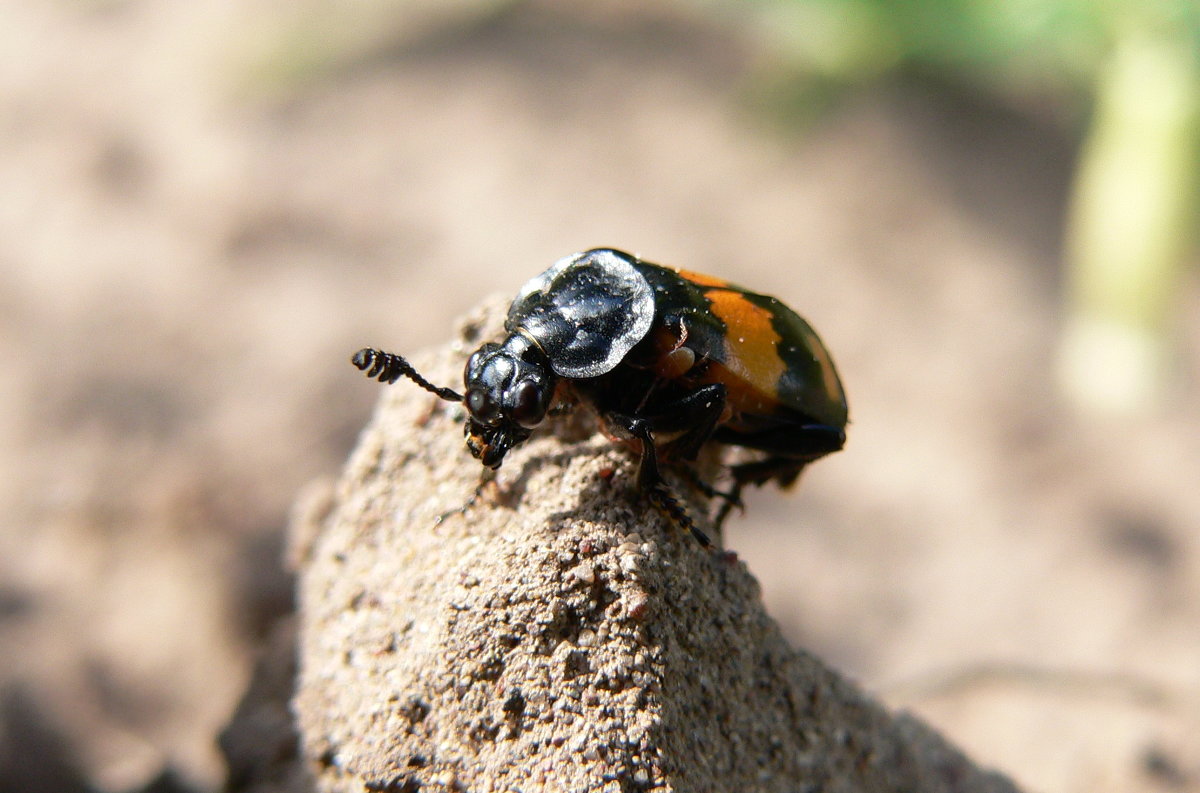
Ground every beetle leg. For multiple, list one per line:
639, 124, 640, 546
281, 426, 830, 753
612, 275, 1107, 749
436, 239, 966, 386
647, 483, 712, 548
676, 464, 742, 507
652, 384, 727, 462
708, 423, 846, 529
604, 412, 712, 547
617, 383, 727, 461
603, 413, 662, 491
712, 478, 756, 530
605, 382, 725, 482
603, 385, 727, 546
712, 456, 808, 530
712, 485, 746, 531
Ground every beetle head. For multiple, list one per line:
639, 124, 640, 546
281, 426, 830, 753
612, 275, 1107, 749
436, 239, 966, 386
462, 334, 557, 468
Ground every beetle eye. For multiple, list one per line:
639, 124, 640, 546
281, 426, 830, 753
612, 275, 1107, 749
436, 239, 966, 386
466, 389, 500, 424
510, 381, 544, 428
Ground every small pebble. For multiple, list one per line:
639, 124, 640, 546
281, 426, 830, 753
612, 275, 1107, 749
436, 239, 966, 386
571, 562, 595, 585
626, 594, 650, 621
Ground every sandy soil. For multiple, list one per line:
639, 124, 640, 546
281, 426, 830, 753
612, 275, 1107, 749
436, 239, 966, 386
1, 2, 1197, 792
288, 310, 1022, 793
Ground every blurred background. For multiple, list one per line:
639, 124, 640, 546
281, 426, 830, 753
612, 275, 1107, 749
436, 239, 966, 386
1, 0, 1198, 791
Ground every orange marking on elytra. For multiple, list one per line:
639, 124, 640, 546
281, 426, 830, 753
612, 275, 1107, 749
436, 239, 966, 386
673, 268, 730, 288
704, 289, 786, 415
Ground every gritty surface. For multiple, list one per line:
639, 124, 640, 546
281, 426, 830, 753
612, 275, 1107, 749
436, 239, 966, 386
2, 3, 1199, 793
292, 302, 1021, 793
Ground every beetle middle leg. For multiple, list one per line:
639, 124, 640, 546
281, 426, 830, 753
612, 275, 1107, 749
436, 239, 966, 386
604, 385, 728, 547
603, 412, 711, 546
646, 483, 712, 548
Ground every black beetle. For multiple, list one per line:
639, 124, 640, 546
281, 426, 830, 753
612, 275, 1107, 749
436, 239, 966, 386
354, 248, 847, 546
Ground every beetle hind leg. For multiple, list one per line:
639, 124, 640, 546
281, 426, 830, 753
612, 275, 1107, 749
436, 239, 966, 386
712, 457, 809, 530
708, 421, 845, 529
678, 465, 744, 510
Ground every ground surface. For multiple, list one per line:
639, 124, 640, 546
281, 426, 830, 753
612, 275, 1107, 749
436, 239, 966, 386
0, 2, 1198, 792
289, 314, 1022, 793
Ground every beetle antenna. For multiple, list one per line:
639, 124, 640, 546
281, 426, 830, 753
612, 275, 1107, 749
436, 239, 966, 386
352, 348, 463, 402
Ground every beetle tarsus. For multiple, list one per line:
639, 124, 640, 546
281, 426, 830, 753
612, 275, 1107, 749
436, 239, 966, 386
712, 482, 747, 531
647, 483, 712, 548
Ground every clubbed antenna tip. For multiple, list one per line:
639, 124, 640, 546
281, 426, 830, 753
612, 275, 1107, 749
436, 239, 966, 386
352, 348, 463, 402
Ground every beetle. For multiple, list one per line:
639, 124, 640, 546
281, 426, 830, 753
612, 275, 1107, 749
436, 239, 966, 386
353, 248, 847, 547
